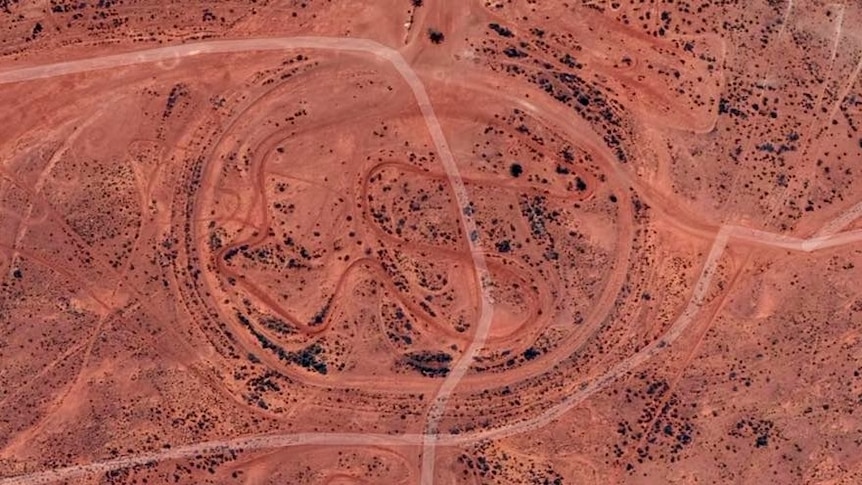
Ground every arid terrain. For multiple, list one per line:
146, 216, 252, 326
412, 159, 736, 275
1, 1, 862, 483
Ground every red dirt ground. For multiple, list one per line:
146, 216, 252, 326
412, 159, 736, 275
1, 1, 862, 484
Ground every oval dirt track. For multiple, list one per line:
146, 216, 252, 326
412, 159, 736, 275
2, 2, 862, 484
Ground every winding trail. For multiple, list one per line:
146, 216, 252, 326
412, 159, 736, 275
2, 37, 862, 485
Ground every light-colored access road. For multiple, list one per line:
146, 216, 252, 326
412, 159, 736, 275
1, 37, 862, 485
0, 433, 427, 485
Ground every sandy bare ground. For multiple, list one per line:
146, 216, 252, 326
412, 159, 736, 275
1, 36, 862, 485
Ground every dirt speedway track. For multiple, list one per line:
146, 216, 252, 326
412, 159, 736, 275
2, 1, 862, 484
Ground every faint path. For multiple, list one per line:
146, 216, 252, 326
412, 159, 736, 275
0, 37, 494, 485
3, 38, 862, 485
759, 0, 795, 87
7, 115, 98, 272
814, 200, 862, 237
